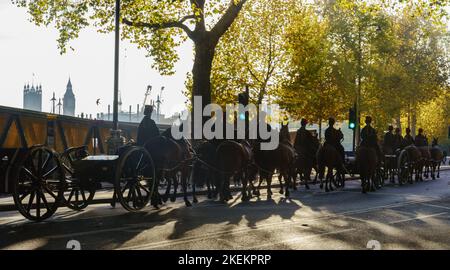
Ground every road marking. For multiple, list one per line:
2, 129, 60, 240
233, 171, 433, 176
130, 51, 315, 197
250, 228, 357, 249
420, 203, 450, 211
388, 212, 448, 224
116, 198, 435, 250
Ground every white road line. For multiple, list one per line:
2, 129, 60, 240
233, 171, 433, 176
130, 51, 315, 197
388, 212, 448, 224
249, 228, 357, 249
420, 203, 450, 211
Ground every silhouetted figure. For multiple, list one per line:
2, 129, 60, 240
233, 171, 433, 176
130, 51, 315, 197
393, 127, 403, 151
324, 117, 345, 161
415, 128, 428, 147
383, 125, 396, 153
137, 105, 160, 146
402, 127, 415, 148
294, 118, 315, 156
360, 116, 381, 158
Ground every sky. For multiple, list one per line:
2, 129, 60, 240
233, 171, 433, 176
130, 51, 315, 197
0, 1, 193, 118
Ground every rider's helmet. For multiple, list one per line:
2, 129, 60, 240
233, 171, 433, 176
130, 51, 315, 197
365, 116, 372, 125
388, 125, 393, 132
406, 127, 411, 134
418, 128, 424, 134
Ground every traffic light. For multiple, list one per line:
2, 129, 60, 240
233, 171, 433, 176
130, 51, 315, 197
349, 107, 356, 129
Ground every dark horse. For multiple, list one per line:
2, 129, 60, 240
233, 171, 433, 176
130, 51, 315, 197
316, 129, 345, 192
293, 131, 320, 190
253, 123, 296, 200
356, 146, 378, 193
144, 132, 192, 207
430, 138, 445, 179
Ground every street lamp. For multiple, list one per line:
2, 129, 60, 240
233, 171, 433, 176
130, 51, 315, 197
106, 0, 125, 154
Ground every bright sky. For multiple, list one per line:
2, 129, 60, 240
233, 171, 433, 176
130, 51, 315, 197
0, 1, 193, 117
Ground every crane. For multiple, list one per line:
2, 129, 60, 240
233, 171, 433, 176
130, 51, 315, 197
142, 85, 152, 113
156, 86, 164, 122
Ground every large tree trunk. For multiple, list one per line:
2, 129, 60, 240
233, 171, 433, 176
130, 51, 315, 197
192, 41, 215, 107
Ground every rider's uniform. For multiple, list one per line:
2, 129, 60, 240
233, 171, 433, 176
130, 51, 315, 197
383, 131, 395, 153
393, 133, 403, 151
414, 134, 428, 147
137, 115, 160, 146
402, 134, 415, 148
324, 126, 345, 162
360, 125, 382, 159
294, 126, 314, 157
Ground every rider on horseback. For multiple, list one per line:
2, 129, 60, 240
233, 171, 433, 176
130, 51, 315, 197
402, 127, 415, 148
415, 128, 428, 147
324, 117, 345, 162
393, 127, 403, 151
137, 105, 160, 146
294, 118, 314, 157
383, 125, 396, 153
360, 116, 382, 158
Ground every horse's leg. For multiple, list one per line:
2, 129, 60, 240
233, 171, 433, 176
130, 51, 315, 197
162, 170, 171, 203
267, 174, 273, 200
171, 172, 179, 202
437, 163, 440, 178
284, 172, 290, 198
278, 172, 284, 194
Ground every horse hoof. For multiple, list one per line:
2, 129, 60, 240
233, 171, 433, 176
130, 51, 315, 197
320, 184, 323, 189
305, 185, 310, 190
170, 197, 176, 202
185, 201, 192, 207
279, 189, 284, 194
193, 198, 198, 204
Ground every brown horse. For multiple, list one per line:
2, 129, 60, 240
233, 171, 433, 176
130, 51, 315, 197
430, 138, 444, 179
397, 145, 422, 184
253, 124, 296, 200
144, 135, 183, 207
316, 143, 345, 192
293, 132, 320, 190
215, 140, 250, 203
417, 146, 432, 180
356, 146, 378, 193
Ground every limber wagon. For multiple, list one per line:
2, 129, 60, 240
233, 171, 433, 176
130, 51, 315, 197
0, 144, 156, 221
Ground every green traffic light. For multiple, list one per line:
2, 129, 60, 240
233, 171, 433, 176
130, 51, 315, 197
349, 123, 356, 129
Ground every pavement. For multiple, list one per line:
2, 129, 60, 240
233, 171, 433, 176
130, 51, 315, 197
1, 169, 450, 250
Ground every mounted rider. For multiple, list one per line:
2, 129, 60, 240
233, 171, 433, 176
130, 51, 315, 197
324, 117, 345, 162
137, 105, 160, 146
393, 127, 403, 151
294, 118, 315, 158
402, 127, 415, 148
414, 128, 428, 147
360, 116, 382, 159
383, 125, 396, 153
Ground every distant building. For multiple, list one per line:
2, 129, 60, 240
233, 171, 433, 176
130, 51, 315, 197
63, 78, 76, 116
23, 84, 42, 112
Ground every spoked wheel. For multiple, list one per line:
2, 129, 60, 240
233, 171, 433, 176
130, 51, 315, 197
12, 146, 65, 221
60, 147, 95, 210
114, 146, 156, 212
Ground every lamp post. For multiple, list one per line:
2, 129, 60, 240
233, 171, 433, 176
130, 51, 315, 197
106, 0, 125, 154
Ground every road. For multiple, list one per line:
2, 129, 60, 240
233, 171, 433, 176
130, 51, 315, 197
1, 170, 450, 250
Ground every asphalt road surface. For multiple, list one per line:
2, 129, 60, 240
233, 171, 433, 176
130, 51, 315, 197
1, 170, 450, 250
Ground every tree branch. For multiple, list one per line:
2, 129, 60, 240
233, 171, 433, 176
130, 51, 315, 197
210, 0, 248, 42
122, 15, 196, 40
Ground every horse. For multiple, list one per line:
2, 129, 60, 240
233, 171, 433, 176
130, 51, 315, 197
316, 129, 346, 192
417, 146, 432, 180
252, 123, 296, 200
430, 138, 444, 179
397, 145, 422, 184
191, 140, 219, 199
144, 135, 184, 207
215, 140, 252, 203
293, 131, 320, 190
161, 127, 197, 206
356, 146, 378, 193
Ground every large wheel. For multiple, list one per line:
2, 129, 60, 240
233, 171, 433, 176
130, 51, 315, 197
114, 146, 156, 212
12, 146, 65, 221
60, 147, 95, 210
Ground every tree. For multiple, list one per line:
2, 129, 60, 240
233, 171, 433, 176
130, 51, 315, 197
15, 0, 248, 112
277, 6, 349, 137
